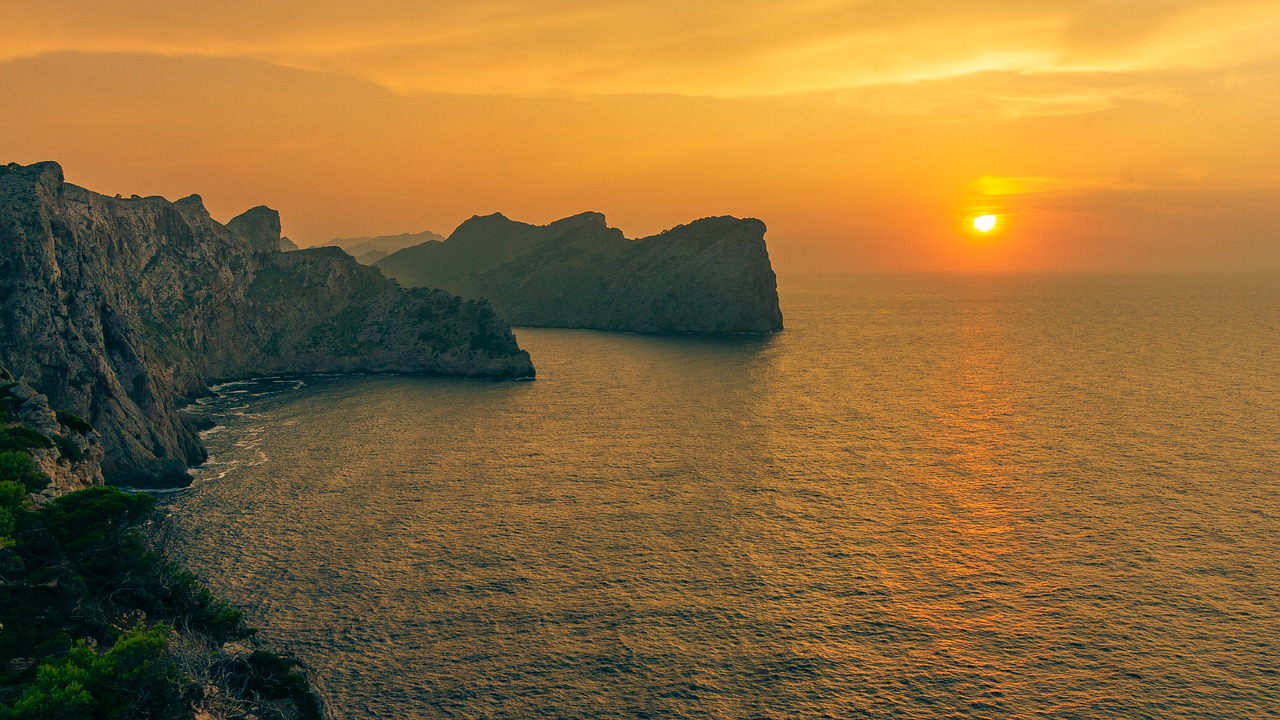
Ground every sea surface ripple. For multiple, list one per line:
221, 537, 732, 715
168, 274, 1280, 719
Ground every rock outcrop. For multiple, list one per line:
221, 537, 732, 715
0, 161, 533, 487
0, 365, 104, 498
375, 212, 784, 334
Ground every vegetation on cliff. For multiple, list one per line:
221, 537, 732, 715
0, 369, 102, 496
0, 462, 322, 719
0, 371, 322, 718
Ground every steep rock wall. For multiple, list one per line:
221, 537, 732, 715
0, 161, 533, 487
0, 365, 103, 498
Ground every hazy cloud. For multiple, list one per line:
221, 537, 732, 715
3, 0, 1279, 103
2, 2, 1277, 271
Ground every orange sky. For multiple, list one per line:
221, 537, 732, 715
2, 1, 1278, 272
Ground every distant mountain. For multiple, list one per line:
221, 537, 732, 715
278, 235, 299, 251
0, 161, 532, 487
324, 231, 445, 265
375, 212, 784, 334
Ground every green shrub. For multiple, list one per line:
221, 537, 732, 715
0, 484, 323, 718
0, 479, 28, 511
0, 480, 27, 546
37, 488, 155, 595
0, 427, 52, 454
40, 487, 155, 544
55, 411, 93, 433
0, 511, 15, 547
52, 435, 85, 463
0, 674, 92, 720
241, 650, 325, 720
2, 625, 184, 720
0, 451, 50, 493
150, 561, 245, 636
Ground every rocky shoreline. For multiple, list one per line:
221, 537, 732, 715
1, 367, 327, 719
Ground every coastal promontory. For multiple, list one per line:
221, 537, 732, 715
375, 212, 784, 334
0, 161, 533, 487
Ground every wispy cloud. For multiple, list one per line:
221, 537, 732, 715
971, 170, 1280, 227
3, 0, 1279, 104
812, 70, 1185, 119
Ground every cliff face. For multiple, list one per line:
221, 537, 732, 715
375, 212, 784, 334
0, 365, 103, 498
0, 161, 533, 487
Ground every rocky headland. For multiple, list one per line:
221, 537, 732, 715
375, 212, 784, 334
0, 161, 533, 487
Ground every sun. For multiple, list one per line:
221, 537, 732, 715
973, 214, 998, 233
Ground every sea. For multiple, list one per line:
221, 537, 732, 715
165, 273, 1280, 719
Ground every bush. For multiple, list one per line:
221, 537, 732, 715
40, 487, 155, 544
0, 483, 23, 547
0, 480, 28, 512
234, 651, 325, 720
55, 411, 94, 433
0, 479, 30, 546
0, 427, 52, 454
0, 483, 324, 719
0, 451, 51, 493
2, 625, 185, 720
52, 435, 85, 463
149, 561, 245, 636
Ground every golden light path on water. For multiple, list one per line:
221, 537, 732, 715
168, 274, 1280, 719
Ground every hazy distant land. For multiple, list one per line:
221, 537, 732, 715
320, 231, 447, 266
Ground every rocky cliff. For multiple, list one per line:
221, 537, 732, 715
1, 364, 103, 499
0, 161, 533, 487
375, 212, 784, 334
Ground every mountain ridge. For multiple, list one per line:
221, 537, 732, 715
323, 230, 446, 265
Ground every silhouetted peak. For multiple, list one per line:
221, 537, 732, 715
2, 160, 65, 188
641, 216, 769, 249
173, 194, 210, 219
227, 205, 282, 252
452, 212, 533, 239
548, 211, 608, 231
